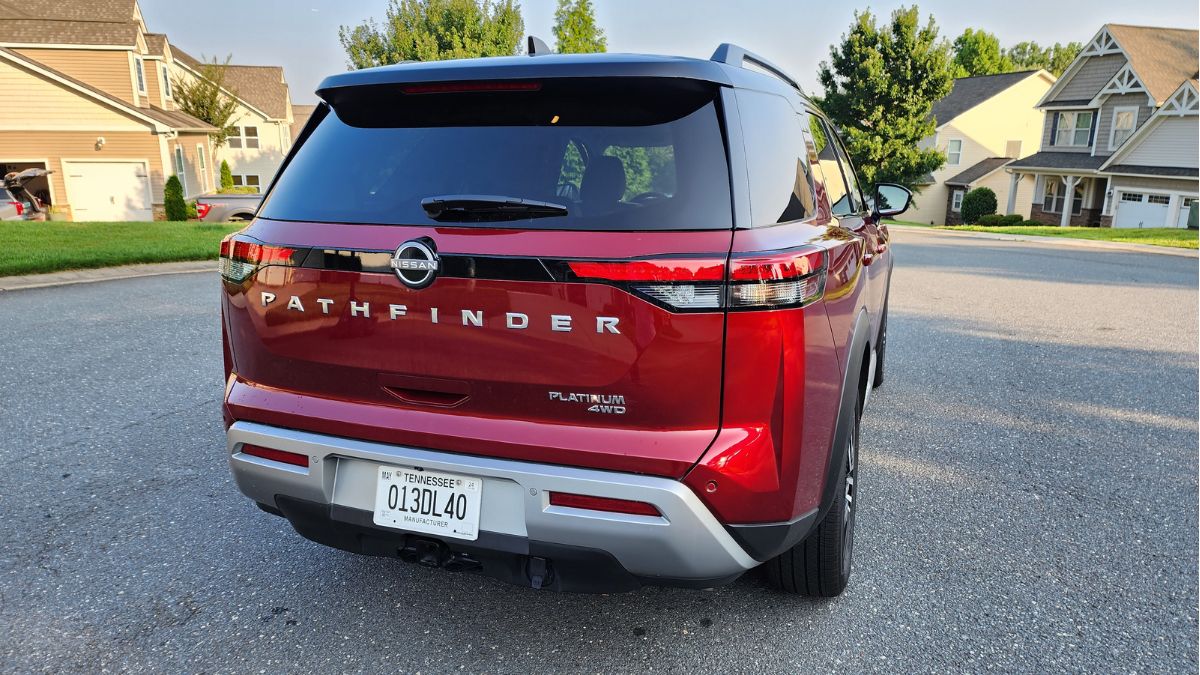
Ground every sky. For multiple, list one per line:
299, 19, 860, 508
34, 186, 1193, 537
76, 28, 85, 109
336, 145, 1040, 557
138, 0, 1199, 104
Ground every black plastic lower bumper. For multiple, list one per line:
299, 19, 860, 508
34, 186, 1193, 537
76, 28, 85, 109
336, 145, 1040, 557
268, 496, 743, 593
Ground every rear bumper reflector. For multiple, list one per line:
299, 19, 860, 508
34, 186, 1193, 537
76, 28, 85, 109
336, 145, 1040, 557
549, 492, 661, 517
241, 443, 309, 467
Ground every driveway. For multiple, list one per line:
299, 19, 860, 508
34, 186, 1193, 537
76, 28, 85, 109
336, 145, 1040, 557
1, 230, 1196, 672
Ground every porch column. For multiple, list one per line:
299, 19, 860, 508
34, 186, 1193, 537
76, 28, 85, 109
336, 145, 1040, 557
1006, 172, 1021, 215
1060, 175, 1078, 228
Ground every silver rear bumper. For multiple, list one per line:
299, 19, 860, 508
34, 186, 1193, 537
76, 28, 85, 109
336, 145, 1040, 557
227, 421, 757, 581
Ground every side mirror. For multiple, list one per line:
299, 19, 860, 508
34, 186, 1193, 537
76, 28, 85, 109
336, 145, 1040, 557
872, 183, 913, 219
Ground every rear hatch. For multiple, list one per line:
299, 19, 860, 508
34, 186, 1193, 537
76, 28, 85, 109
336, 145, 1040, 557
221, 77, 735, 477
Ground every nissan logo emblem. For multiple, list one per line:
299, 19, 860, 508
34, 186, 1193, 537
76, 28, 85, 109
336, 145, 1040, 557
390, 238, 440, 289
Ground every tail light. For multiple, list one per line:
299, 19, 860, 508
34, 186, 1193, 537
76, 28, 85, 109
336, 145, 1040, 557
195, 202, 212, 219
219, 234, 302, 283
7, 201, 22, 217
566, 247, 826, 312
548, 492, 661, 517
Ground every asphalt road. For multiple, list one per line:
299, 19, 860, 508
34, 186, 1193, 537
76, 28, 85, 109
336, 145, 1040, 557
1, 230, 1196, 673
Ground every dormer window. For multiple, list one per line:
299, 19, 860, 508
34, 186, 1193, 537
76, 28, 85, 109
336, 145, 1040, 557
135, 57, 146, 94
1054, 111, 1092, 147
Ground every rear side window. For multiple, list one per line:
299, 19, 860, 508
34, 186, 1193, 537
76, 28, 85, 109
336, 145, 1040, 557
260, 78, 732, 231
808, 117, 862, 216
734, 89, 815, 227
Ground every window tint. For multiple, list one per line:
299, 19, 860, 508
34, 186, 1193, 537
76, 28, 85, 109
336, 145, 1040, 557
734, 89, 815, 226
261, 80, 733, 231
807, 116, 854, 216
824, 121, 864, 214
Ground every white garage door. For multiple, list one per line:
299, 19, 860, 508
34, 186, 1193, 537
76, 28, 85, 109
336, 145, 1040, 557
63, 160, 153, 221
1113, 192, 1169, 229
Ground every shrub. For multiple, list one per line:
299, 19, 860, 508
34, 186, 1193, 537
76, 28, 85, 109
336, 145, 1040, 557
219, 160, 234, 191
960, 187, 998, 224
164, 175, 187, 221
976, 214, 1005, 226
186, 200, 198, 220
1001, 214, 1023, 225
1020, 219, 1043, 227
218, 186, 259, 195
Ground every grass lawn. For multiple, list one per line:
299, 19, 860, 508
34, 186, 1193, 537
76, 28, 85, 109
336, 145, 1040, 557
0, 221, 243, 277
940, 225, 1198, 249
883, 218, 933, 227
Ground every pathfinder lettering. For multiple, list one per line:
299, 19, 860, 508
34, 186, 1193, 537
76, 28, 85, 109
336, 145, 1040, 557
260, 292, 620, 334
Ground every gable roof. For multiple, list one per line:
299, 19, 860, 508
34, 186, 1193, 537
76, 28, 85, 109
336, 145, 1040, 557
173, 47, 291, 120
143, 32, 167, 57
944, 157, 1013, 187
0, 0, 139, 46
1106, 24, 1199, 105
931, 71, 1044, 126
291, 103, 316, 141
1100, 79, 1200, 171
0, 46, 213, 132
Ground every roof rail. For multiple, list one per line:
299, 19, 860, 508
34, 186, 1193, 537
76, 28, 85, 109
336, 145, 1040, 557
710, 43, 803, 94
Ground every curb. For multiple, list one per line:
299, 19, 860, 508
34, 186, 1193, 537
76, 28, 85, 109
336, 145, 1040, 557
889, 225, 1199, 258
0, 260, 214, 292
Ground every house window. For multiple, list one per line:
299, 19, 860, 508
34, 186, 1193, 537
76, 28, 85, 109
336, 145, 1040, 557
1044, 179, 1083, 215
1108, 107, 1138, 149
1147, 194, 1170, 205
1120, 192, 1143, 203
951, 189, 965, 212
232, 174, 261, 193
227, 126, 260, 150
135, 57, 146, 94
946, 139, 962, 165
173, 146, 188, 195
1054, 111, 1093, 147
196, 144, 208, 192
162, 65, 172, 98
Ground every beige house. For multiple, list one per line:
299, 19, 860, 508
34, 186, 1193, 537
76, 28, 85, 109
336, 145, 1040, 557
170, 48, 295, 194
1007, 24, 1198, 228
0, 0, 295, 220
909, 70, 1056, 225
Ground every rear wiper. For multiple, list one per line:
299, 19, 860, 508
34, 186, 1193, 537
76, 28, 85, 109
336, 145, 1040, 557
420, 195, 568, 222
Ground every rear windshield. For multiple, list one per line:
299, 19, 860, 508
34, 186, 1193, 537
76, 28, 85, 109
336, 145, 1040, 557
260, 78, 733, 231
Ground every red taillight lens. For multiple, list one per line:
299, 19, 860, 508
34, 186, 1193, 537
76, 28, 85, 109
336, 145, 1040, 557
218, 234, 300, 283
728, 247, 826, 310
402, 81, 541, 94
565, 248, 826, 312
195, 202, 212, 219
568, 259, 725, 282
548, 492, 661, 517
8, 201, 22, 216
241, 444, 309, 467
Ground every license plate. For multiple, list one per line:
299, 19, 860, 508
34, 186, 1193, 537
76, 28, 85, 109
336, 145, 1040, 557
373, 465, 482, 541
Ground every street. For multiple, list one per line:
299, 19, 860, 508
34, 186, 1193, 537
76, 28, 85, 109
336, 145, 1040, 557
1, 230, 1196, 673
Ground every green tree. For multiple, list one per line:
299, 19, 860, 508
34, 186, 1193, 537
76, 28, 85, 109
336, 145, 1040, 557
960, 186, 998, 224
552, 0, 605, 54
1005, 41, 1081, 76
171, 55, 240, 149
219, 160, 234, 191
339, 0, 524, 68
951, 28, 1013, 77
164, 175, 187, 221
818, 6, 954, 189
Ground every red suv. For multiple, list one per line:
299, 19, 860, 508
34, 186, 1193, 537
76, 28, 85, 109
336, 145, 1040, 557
220, 44, 911, 596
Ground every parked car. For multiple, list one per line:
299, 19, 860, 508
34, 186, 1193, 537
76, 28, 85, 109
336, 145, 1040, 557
218, 44, 909, 596
196, 192, 261, 222
2, 168, 51, 221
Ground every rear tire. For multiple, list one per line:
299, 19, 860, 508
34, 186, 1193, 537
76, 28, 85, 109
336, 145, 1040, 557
763, 395, 860, 597
871, 303, 888, 389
